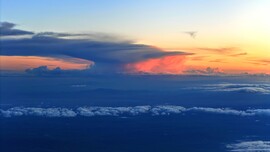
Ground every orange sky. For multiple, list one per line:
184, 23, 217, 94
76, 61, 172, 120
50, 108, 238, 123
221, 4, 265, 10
0, 51, 269, 74
1, 1, 270, 75
0, 56, 91, 71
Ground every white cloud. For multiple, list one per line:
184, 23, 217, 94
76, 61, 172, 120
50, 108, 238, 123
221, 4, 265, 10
227, 141, 270, 152
188, 107, 254, 116
1, 105, 270, 118
247, 109, 270, 116
150, 105, 186, 116
77, 107, 134, 116
198, 83, 270, 94
0, 107, 77, 117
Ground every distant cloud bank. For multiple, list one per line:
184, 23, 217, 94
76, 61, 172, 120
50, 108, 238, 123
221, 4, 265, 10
184, 67, 224, 75
1, 105, 270, 118
200, 83, 270, 94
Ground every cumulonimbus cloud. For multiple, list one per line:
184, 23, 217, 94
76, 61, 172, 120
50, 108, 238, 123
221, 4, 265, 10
0, 22, 189, 74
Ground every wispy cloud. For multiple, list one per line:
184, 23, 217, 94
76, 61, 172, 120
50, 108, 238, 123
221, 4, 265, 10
248, 59, 270, 65
200, 83, 270, 94
209, 59, 227, 63
189, 55, 207, 61
227, 141, 270, 152
259, 59, 270, 64
195, 47, 238, 54
228, 52, 247, 57
185, 47, 248, 58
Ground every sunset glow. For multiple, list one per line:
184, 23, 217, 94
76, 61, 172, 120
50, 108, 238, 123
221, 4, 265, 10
1, 1, 270, 152
0, 56, 91, 71
126, 55, 186, 74
0, 0, 269, 75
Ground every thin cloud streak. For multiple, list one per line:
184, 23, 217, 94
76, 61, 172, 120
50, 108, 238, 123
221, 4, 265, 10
228, 52, 247, 57
227, 141, 270, 152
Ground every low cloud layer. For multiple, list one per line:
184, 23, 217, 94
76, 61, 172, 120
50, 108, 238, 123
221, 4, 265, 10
184, 67, 224, 75
25, 65, 92, 76
200, 83, 270, 94
1, 105, 270, 117
25, 66, 65, 76
227, 141, 270, 152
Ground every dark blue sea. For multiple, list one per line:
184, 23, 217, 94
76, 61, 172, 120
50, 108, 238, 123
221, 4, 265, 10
1, 75, 270, 151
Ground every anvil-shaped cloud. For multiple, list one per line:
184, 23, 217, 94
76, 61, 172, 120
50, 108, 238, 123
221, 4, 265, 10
0, 22, 189, 74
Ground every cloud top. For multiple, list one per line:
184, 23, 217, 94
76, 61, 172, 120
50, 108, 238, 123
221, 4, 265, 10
0, 22, 34, 36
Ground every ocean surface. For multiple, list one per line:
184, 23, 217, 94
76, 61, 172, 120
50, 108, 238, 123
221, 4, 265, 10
1, 75, 270, 151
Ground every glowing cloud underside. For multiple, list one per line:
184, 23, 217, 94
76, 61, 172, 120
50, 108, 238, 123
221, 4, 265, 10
126, 55, 186, 74
0, 56, 92, 71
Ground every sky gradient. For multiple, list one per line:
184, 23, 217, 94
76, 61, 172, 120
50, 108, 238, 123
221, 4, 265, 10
1, 0, 270, 74
1, 2, 270, 151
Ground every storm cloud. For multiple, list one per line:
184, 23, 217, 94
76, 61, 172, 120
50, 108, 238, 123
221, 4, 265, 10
0, 22, 188, 73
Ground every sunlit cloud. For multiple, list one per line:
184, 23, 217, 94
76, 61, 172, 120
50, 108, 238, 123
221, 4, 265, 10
1, 21, 269, 75
126, 55, 187, 74
0, 21, 188, 74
